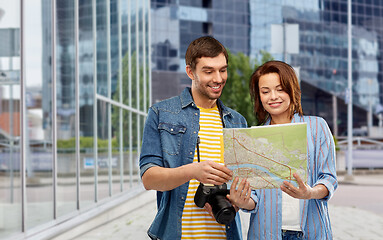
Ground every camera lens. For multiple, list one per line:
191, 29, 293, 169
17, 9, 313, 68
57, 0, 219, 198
209, 195, 236, 225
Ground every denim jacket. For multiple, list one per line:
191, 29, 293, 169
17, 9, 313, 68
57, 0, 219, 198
140, 87, 248, 240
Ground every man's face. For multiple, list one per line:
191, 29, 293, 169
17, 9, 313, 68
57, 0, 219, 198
187, 53, 228, 108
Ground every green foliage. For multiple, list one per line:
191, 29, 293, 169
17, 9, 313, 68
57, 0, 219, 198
57, 137, 118, 152
221, 50, 273, 126
112, 51, 149, 148
333, 135, 340, 151
80, 137, 94, 148
57, 138, 76, 150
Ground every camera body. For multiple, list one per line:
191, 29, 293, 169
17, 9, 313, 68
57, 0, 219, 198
194, 182, 236, 225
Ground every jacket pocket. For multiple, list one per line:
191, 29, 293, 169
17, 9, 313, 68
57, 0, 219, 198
158, 122, 186, 155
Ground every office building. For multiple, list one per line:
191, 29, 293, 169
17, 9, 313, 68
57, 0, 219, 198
150, 0, 382, 135
0, 0, 150, 238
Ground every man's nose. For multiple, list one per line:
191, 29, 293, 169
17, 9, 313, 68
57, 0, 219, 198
213, 71, 224, 83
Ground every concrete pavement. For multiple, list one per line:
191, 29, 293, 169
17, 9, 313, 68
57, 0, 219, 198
70, 171, 383, 240
328, 172, 383, 240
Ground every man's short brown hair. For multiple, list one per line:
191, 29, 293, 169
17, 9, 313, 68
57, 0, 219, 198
185, 36, 228, 71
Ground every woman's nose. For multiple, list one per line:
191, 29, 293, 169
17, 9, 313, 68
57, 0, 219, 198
270, 90, 278, 99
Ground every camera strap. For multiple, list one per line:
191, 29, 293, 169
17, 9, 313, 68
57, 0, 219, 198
197, 136, 201, 163
196, 102, 223, 164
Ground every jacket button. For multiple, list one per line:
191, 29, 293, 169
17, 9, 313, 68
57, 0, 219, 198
195, 113, 198, 116
190, 152, 193, 155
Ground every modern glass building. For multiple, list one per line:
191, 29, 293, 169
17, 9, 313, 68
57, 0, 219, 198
251, 0, 381, 135
0, 0, 150, 239
150, 0, 382, 135
151, 0, 251, 102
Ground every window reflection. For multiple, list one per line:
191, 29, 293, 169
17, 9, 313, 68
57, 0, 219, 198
110, 0, 120, 102
0, 5, 22, 231
122, 110, 132, 190
111, 105, 121, 194
0, 81, 22, 238
24, 0, 54, 230
79, 0, 95, 208
131, 0, 137, 109
56, 0, 77, 218
0, 0, 149, 237
130, 112, 141, 187
121, 0, 130, 106
97, 100, 109, 200
97, 0, 108, 97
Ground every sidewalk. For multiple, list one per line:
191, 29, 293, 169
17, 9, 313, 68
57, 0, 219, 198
73, 172, 383, 240
328, 172, 383, 240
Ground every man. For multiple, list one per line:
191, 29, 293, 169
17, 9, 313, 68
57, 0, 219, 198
140, 36, 253, 240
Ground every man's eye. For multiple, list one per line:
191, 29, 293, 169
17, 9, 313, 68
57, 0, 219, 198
220, 69, 227, 73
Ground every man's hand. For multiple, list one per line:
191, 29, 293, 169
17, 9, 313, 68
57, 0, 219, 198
142, 160, 232, 192
281, 173, 329, 200
203, 203, 215, 219
226, 177, 255, 211
192, 161, 233, 185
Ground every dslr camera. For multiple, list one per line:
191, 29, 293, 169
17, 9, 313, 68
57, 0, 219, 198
194, 182, 236, 225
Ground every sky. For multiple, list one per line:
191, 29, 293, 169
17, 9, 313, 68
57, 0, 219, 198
0, 0, 42, 99
0, 0, 42, 85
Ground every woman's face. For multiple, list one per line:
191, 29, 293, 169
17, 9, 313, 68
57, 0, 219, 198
258, 72, 291, 123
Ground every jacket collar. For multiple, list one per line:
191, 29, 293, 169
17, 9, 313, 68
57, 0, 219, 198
180, 87, 195, 108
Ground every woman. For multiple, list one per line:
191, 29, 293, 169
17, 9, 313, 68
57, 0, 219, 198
245, 60, 337, 239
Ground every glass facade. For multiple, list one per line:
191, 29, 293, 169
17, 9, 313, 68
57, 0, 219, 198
150, 0, 251, 103
251, 0, 382, 134
0, 0, 150, 238
150, 0, 382, 135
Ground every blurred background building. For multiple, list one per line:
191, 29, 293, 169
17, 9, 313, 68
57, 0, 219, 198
1, 0, 383, 239
0, 0, 149, 239
150, 0, 383, 136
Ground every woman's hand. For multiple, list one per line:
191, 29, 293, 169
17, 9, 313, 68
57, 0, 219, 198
281, 173, 312, 199
281, 173, 329, 200
226, 177, 255, 211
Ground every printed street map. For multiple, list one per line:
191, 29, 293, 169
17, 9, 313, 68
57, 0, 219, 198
223, 123, 307, 189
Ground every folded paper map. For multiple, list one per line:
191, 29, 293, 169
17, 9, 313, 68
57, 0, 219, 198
223, 123, 307, 189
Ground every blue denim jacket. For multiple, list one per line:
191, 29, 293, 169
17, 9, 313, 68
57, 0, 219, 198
140, 87, 248, 240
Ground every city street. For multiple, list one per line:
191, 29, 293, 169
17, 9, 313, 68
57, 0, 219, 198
67, 172, 383, 240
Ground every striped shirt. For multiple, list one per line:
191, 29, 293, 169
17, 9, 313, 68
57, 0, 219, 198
181, 105, 226, 239
247, 114, 338, 240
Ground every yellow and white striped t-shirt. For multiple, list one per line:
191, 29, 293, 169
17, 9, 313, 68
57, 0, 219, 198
181, 105, 226, 239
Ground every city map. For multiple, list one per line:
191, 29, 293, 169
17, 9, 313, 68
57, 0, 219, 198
223, 123, 307, 189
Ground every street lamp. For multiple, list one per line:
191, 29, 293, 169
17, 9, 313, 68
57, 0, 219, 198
367, 79, 373, 136
345, 0, 354, 180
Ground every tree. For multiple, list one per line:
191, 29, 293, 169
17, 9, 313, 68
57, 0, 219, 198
112, 51, 150, 150
221, 50, 273, 126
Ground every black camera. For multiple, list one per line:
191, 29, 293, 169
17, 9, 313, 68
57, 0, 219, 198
194, 182, 236, 225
